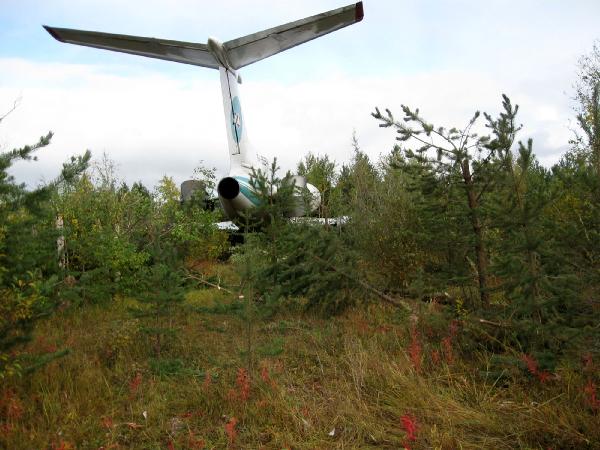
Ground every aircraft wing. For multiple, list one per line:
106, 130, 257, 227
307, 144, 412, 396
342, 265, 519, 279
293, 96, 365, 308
215, 216, 349, 233
224, 2, 363, 69
43, 26, 220, 69
289, 216, 349, 227
215, 221, 240, 231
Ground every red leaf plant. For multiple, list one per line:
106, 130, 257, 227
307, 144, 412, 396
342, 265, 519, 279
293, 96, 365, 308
260, 366, 270, 384
0, 389, 23, 421
400, 414, 418, 449
441, 336, 453, 364
128, 372, 142, 398
51, 441, 74, 450
101, 416, 114, 430
408, 325, 422, 373
520, 354, 552, 383
441, 320, 461, 365
225, 417, 238, 446
187, 430, 206, 449
236, 368, 250, 401
584, 380, 600, 411
203, 371, 212, 390
260, 364, 277, 389
431, 349, 441, 366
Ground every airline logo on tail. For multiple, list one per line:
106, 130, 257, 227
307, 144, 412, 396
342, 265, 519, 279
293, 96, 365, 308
231, 97, 243, 144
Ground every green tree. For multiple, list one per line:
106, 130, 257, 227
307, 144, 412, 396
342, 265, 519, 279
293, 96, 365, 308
156, 174, 228, 262
552, 43, 600, 340
56, 169, 150, 303
0, 108, 89, 378
129, 263, 185, 357
372, 98, 510, 306
485, 98, 551, 322
573, 40, 600, 171
329, 163, 352, 216
297, 152, 336, 218
233, 159, 357, 316
154, 175, 180, 226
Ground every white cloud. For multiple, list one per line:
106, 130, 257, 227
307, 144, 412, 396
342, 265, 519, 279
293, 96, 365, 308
0, 56, 580, 190
1, 58, 225, 187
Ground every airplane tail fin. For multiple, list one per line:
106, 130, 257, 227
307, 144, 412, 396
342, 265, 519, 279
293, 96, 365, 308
43, 2, 363, 70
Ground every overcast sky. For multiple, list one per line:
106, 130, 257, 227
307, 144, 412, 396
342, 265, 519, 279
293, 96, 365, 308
1, 0, 599, 189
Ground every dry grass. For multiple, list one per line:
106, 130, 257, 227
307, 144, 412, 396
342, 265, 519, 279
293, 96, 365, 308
1, 266, 598, 449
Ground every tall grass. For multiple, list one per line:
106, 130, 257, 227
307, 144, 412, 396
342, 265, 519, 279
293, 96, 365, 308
1, 272, 598, 449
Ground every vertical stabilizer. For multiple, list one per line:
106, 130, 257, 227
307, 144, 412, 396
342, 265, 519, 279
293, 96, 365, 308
219, 67, 252, 172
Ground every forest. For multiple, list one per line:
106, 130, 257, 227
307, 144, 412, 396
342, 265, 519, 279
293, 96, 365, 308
1, 45, 599, 449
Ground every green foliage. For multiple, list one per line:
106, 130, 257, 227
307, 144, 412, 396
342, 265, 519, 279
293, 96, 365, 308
3, 46, 600, 448
297, 151, 336, 217
234, 160, 356, 316
171, 200, 228, 262
56, 161, 228, 304
368, 93, 600, 363
239, 224, 356, 315
56, 172, 151, 303
148, 357, 204, 377
130, 263, 186, 357
154, 174, 228, 262
572, 40, 600, 170
372, 99, 501, 305
0, 107, 89, 378
343, 146, 426, 293
0, 272, 52, 378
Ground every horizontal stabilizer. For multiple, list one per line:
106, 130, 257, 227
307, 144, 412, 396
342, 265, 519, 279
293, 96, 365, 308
43, 25, 220, 69
44, 2, 363, 70
224, 2, 363, 69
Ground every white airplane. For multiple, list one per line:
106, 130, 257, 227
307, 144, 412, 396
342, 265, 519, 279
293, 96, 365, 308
44, 2, 364, 222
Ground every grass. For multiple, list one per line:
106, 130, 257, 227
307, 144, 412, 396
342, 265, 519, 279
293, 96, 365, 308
1, 265, 599, 449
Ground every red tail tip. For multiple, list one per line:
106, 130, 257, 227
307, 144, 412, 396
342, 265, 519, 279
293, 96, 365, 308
355, 2, 364, 22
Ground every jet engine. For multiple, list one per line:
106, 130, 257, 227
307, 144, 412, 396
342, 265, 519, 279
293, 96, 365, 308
216, 174, 320, 220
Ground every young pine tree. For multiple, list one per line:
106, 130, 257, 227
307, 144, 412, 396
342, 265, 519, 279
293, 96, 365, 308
372, 98, 507, 306
235, 159, 357, 316
0, 109, 89, 378
129, 261, 185, 358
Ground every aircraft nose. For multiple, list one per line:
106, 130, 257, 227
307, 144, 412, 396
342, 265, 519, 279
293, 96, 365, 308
217, 176, 240, 200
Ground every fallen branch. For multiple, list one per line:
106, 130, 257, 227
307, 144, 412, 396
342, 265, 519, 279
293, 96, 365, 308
311, 254, 415, 312
185, 272, 235, 295
475, 318, 508, 328
355, 278, 416, 312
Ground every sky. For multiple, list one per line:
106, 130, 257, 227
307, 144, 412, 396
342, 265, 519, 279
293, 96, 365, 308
1, 0, 599, 189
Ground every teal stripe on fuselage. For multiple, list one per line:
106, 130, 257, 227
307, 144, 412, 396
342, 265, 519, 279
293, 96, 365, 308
234, 176, 261, 206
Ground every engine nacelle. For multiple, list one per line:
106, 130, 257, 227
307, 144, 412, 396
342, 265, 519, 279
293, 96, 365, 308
217, 176, 256, 219
217, 174, 321, 220
286, 175, 320, 217
217, 176, 239, 200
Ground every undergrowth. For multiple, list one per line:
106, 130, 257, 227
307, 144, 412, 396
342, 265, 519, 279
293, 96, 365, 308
0, 265, 598, 449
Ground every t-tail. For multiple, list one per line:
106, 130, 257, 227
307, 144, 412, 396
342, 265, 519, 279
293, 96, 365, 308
44, 2, 364, 219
